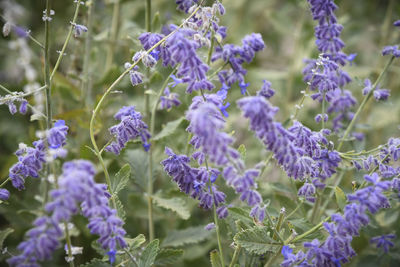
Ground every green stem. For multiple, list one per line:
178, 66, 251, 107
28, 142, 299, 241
145, 0, 154, 242
212, 190, 225, 267
337, 56, 395, 151
288, 216, 330, 244
228, 245, 240, 267
0, 178, 10, 188
273, 209, 285, 241
64, 222, 75, 267
50, 0, 81, 81
265, 208, 285, 244
82, 0, 94, 107
318, 171, 344, 216
0, 85, 47, 100
105, 0, 120, 70
283, 200, 304, 224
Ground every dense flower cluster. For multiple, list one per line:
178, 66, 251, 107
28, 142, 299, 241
303, 0, 356, 133
212, 33, 265, 94
281, 173, 393, 266
9, 120, 68, 191
105, 106, 151, 154
8, 160, 127, 266
161, 147, 227, 217
238, 95, 340, 185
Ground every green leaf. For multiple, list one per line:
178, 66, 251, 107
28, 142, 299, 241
210, 250, 223, 267
237, 144, 246, 160
152, 117, 185, 141
80, 258, 110, 267
111, 164, 131, 195
115, 196, 126, 221
126, 234, 146, 251
124, 149, 149, 190
152, 195, 190, 220
162, 225, 213, 247
335, 186, 347, 211
30, 113, 45, 121
233, 226, 280, 255
0, 228, 13, 250
138, 239, 160, 267
154, 248, 183, 265
228, 207, 253, 226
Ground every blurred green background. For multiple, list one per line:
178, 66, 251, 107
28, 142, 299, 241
1, 0, 400, 266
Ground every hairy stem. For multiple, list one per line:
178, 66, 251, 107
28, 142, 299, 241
337, 56, 395, 151
287, 216, 330, 244
50, 0, 81, 81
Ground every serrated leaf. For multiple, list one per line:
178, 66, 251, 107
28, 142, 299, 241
162, 225, 213, 247
153, 195, 190, 220
126, 234, 146, 251
237, 144, 246, 160
124, 149, 149, 190
0, 228, 13, 250
233, 226, 280, 255
111, 164, 131, 195
152, 117, 185, 141
80, 258, 110, 267
335, 186, 346, 211
210, 250, 223, 267
115, 196, 126, 221
138, 239, 160, 267
154, 248, 183, 265
228, 207, 253, 225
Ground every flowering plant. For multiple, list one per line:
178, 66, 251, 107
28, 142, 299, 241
0, 0, 400, 266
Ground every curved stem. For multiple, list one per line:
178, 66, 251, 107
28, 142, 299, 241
337, 56, 395, 151
287, 216, 330, 244
64, 222, 75, 267
50, 0, 81, 81
82, 0, 94, 107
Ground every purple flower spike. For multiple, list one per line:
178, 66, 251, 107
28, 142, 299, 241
0, 189, 10, 201
370, 234, 396, 253
106, 106, 151, 154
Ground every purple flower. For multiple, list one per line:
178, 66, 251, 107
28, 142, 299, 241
0, 189, 10, 201
161, 147, 226, 211
47, 120, 68, 149
373, 88, 390, 101
9, 140, 46, 190
186, 99, 233, 166
370, 234, 396, 253
9, 160, 127, 266
394, 20, 400, 27
72, 23, 88, 37
176, 0, 198, 13
205, 223, 216, 231
298, 183, 316, 202
160, 87, 181, 110
362, 78, 372, 95
257, 80, 275, 99
105, 106, 151, 154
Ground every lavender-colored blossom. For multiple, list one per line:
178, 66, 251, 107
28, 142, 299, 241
176, 0, 198, 13
9, 140, 46, 190
205, 223, 216, 231
382, 45, 400, 57
72, 23, 87, 37
0, 189, 10, 200
0, 93, 29, 115
373, 88, 390, 101
9, 160, 127, 266
105, 106, 151, 154
394, 20, 400, 27
370, 234, 396, 253
47, 120, 68, 149
257, 80, 275, 99
213, 33, 265, 91
298, 183, 316, 202
160, 87, 181, 110
161, 147, 226, 211
283, 173, 392, 266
